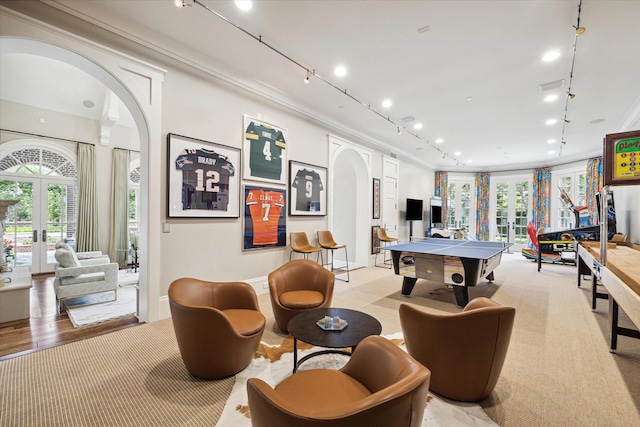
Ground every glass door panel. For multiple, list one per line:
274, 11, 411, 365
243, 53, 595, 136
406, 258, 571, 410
492, 178, 531, 251
495, 183, 509, 242
0, 179, 35, 270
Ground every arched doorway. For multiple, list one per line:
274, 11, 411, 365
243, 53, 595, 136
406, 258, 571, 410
0, 36, 156, 320
329, 135, 372, 269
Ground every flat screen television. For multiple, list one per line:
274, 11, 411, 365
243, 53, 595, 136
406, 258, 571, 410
406, 198, 423, 221
431, 205, 442, 224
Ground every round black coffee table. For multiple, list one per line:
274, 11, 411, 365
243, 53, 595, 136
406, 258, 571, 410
287, 307, 382, 373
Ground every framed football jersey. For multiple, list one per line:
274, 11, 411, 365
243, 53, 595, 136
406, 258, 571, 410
167, 133, 241, 218
243, 115, 288, 185
288, 160, 327, 216
243, 185, 287, 250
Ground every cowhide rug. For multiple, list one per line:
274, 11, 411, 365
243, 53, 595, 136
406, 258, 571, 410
215, 333, 497, 426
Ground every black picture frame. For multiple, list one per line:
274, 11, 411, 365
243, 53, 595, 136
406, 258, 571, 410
373, 178, 381, 219
242, 115, 288, 185
167, 133, 240, 218
371, 226, 381, 254
243, 184, 287, 251
288, 160, 327, 216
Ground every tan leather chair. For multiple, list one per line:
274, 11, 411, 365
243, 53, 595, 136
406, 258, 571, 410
268, 259, 334, 333
375, 227, 398, 268
317, 230, 349, 282
247, 335, 431, 427
168, 278, 266, 379
399, 298, 515, 402
290, 232, 323, 264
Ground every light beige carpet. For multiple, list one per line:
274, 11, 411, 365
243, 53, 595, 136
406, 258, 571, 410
1, 254, 639, 426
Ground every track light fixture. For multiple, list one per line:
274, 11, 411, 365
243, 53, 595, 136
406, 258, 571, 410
187, 0, 465, 165
568, 92, 576, 99
574, 26, 586, 35
564, 119, 571, 124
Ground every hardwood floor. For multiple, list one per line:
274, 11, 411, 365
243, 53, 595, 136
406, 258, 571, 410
0, 273, 140, 360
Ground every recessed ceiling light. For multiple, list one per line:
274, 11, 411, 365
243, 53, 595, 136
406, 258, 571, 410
83, 100, 95, 108
548, 151, 556, 154
590, 118, 605, 124
466, 160, 473, 163
334, 65, 347, 77
547, 139, 556, 144
545, 119, 557, 125
544, 94, 558, 102
435, 138, 444, 144
413, 123, 423, 130
454, 151, 461, 156
234, 0, 253, 11
466, 97, 473, 101
542, 50, 560, 62
381, 99, 392, 108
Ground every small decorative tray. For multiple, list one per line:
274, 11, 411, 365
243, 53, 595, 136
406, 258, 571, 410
317, 318, 348, 331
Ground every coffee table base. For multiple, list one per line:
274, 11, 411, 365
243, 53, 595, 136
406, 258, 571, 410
293, 337, 353, 373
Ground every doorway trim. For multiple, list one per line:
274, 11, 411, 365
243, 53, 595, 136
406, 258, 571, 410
328, 134, 372, 268
1, 18, 165, 322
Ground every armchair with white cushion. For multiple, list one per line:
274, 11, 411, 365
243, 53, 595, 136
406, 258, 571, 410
53, 244, 118, 312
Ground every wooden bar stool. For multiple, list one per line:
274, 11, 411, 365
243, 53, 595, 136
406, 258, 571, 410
375, 227, 398, 268
317, 230, 349, 282
289, 232, 323, 265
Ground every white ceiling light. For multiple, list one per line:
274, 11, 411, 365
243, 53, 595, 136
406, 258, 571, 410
544, 94, 558, 102
466, 160, 473, 163
413, 123, 423, 130
547, 139, 556, 144
545, 119, 557, 125
548, 151, 556, 154
542, 50, 560, 62
454, 151, 461, 156
435, 138, 444, 144
381, 99, 392, 108
334, 66, 347, 77
234, 1, 253, 11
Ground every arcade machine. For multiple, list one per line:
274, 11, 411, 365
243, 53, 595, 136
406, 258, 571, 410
525, 189, 616, 271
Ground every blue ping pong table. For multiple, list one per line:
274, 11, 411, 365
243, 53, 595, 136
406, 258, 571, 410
382, 239, 513, 307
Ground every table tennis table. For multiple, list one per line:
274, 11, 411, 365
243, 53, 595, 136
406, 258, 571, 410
382, 239, 513, 307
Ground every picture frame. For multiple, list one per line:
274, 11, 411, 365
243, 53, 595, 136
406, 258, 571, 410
288, 160, 327, 216
371, 225, 381, 254
242, 115, 288, 184
167, 133, 240, 218
372, 177, 381, 219
603, 130, 640, 186
243, 184, 287, 251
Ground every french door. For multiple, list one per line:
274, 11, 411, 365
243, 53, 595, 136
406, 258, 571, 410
491, 178, 530, 251
446, 180, 474, 237
0, 176, 76, 274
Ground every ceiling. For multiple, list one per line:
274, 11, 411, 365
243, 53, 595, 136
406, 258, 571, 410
1, 0, 639, 171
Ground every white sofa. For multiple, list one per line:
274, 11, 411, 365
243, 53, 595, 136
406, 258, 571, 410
53, 243, 118, 312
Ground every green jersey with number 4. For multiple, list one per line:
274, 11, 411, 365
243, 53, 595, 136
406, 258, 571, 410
245, 121, 286, 180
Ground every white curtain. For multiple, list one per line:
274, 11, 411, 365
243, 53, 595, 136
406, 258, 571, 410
76, 144, 100, 252
109, 149, 130, 266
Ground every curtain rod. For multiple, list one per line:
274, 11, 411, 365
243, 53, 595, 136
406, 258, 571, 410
1, 129, 140, 153
0, 128, 93, 145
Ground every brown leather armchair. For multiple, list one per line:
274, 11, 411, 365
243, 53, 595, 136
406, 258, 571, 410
399, 298, 515, 402
247, 335, 431, 427
169, 278, 266, 379
268, 259, 334, 333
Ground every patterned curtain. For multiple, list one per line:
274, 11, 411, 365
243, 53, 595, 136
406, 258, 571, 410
475, 173, 490, 241
532, 167, 551, 235
109, 149, 130, 266
435, 171, 448, 227
585, 157, 603, 224
76, 144, 100, 252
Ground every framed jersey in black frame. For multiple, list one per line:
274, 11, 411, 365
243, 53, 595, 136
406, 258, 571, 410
243, 115, 288, 185
288, 160, 327, 216
167, 133, 241, 218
